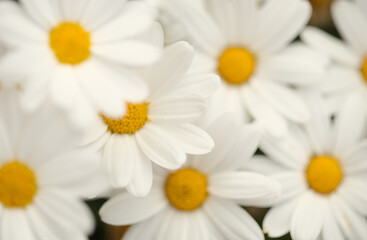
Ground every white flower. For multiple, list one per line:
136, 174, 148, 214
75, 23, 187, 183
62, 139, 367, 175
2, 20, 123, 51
99, 114, 281, 240
254, 92, 367, 240
0, 0, 161, 128
0, 90, 107, 240
302, 0, 367, 114
82, 42, 219, 197
160, 0, 327, 137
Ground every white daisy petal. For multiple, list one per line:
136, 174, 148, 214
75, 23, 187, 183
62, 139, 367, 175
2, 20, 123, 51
80, 117, 107, 146
59, 0, 89, 22
254, 0, 311, 54
103, 134, 135, 188
337, 178, 367, 215
331, 195, 367, 240
322, 207, 344, 240
92, 41, 161, 67
175, 73, 220, 98
149, 94, 207, 124
19, 0, 61, 29
123, 212, 166, 240
203, 198, 264, 240
356, 0, 367, 16
252, 81, 310, 123
301, 27, 360, 67
35, 189, 94, 235
126, 145, 153, 197
1, 209, 35, 240
49, 66, 78, 109
332, 0, 367, 53
271, 172, 308, 204
0, 2, 47, 47
168, 0, 225, 56
245, 156, 284, 175
136, 123, 186, 169
333, 93, 366, 156
342, 140, 367, 175
158, 123, 214, 155
100, 189, 167, 226
134, 22, 164, 48
92, 2, 156, 43
263, 197, 300, 238
209, 172, 281, 202
290, 191, 326, 240
242, 85, 288, 138
0, 123, 12, 163
155, 208, 191, 240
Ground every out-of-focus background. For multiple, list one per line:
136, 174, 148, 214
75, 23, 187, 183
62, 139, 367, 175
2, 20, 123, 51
88, 0, 338, 239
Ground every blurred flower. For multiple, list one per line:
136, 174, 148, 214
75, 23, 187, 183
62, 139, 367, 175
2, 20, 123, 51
302, 0, 367, 114
100, 114, 281, 240
82, 42, 219, 197
255, 92, 367, 240
159, 0, 328, 137
0, 89, 107, 240
0, 0, 161, 128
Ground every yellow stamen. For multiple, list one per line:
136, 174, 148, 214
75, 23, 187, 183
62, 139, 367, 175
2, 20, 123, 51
102, 103, 150, 134
50, 22, 91, 65
306, 156, 343, 194
218, 47, 256, 85
165, 168, 207, 211
361, 58, 367, 83
0, 161, 37, 207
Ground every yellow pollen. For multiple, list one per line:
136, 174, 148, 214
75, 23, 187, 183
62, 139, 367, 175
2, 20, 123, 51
306, 156, 343, 194
218, 47, 256, 85
360, 58, 367, 83
165, 168, 207, 211
50, 22, 91, 65
102, 103, 150, 134
0, 161, 37, 207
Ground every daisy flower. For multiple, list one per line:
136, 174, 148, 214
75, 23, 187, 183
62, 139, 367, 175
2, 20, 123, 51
100, 114, 281, 240
255, 92, 367, 240
0, 90, 108, 240
161, 0, 327, 137
0, 0, 161, 127
301, 0, 367, 114
82, 42, 219, 197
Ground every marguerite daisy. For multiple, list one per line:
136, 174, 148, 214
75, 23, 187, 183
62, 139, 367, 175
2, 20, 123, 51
255, 93, 367, 240
302, 0, 367, 114
100, 114, 281, 240
82, 41, 219, 197
0, 0, 161, 127
161, 0, 327, 137
0, 90, 108, 240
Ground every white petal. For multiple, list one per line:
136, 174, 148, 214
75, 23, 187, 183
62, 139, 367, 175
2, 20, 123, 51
136, 123, 186, 169
301, 27, 360, 67
80, 117, 107, 146
0, 2, 47, 47
175, 73, 220, 98
167, 0, 225, 56
49, 66, 78, 109
209, 172, 281, 202
103, 134, 135, 188
322, 206, 344, 240
242, 85, 288, 138
99, 189, 167, 225
253, 0, 311, 54
290, 191, 326, 240
245, 156, 284, 175
263, 197, 300, 238
59, 0, 89, 22
92, 41, 161, 67
333, 93, 366, 156
19, 0, 61, 29
141, 41, 194, 99
92, 2, 156, 43
0, 122, 12, 163
1, 209, 35, 240
203, 198, 264, 240
158, 123, 213, 155
337, 178, 367, 215
342, 140, 367, 175
357, 0, 367, 16
332, 0, 367, 53
123, 212, 166, 240
126, 145, 153, 197
252, 81, 310, 123
149, 94, 207, 124
271, 172, 308, 204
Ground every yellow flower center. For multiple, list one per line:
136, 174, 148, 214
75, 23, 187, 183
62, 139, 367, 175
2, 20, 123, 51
360, 58, 367, 83
306, 156, 343, 194
165, 168, 207, 211
217, 47, 256, 85
102, 103, 150, 135
50, 22, 91, 65
0, 161, 37, 207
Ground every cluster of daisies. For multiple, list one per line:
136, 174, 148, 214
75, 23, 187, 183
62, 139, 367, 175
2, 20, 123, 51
0, 0, 366, 239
